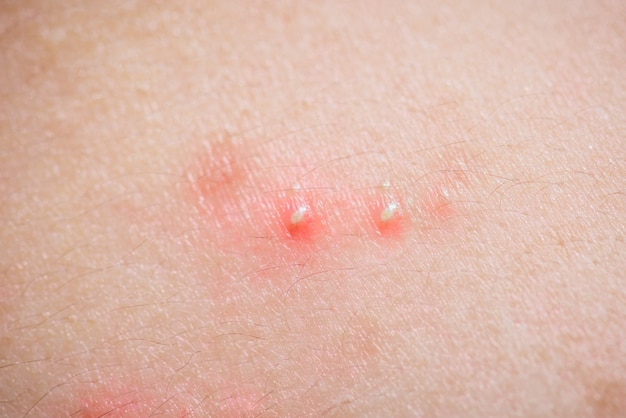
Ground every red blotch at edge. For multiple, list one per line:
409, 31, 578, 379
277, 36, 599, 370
75, 383, 190, 418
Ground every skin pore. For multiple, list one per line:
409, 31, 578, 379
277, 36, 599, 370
1, 1, 625, 417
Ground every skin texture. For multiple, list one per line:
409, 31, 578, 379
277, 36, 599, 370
1, 0, 625, 417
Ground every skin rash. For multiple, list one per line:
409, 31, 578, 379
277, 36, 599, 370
183, 133, 473, 283
1, 1, 625, 417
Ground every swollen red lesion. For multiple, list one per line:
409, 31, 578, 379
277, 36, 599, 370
372, 203, 407, 238
279, 195, 323, 242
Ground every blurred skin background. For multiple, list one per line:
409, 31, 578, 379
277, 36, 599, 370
1, 1, 625, 417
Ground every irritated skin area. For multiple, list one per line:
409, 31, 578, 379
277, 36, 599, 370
1, 1, 626, 417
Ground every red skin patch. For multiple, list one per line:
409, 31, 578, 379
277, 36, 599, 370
73, 379, 268, 417
213, 387, 267, 418
75, 383, 189, 418
276, 188, 326, 243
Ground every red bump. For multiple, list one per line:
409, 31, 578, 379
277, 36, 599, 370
372, 199, 407, 238
276, 187, 325, 242
367, 185, 409, 239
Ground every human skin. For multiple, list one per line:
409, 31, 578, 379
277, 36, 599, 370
1, 0, 625, 417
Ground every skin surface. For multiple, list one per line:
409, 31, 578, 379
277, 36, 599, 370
1, 0, 625, 417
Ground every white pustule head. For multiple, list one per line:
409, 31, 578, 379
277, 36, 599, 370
290, 205, 308, 225
380, 201, 399, 223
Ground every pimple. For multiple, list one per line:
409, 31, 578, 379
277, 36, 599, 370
290, 205, 308, 225
380, 201, 400, 223
368, 182, 409, 238
278, 187, 324, 243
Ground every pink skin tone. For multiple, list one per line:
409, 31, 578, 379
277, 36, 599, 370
1, 1, 626, 417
